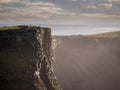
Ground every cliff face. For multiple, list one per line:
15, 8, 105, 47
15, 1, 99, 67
0, 26, 60, 90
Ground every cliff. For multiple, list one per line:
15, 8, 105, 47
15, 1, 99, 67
0, 26, 60, 90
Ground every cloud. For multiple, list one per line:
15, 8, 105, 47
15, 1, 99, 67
111, 0, 120, 2
86, 6, 97, 9
26, 2, 53, 7
83, 13, 120, 20
0, 7, 4, 11
71, 0, 77, 2
0, 0, 20, 3
86, 0, 113, 9
98, 2, 112, 8
0, 0, 120, 25
21, 1, 75, 17
0, 0, 75, 23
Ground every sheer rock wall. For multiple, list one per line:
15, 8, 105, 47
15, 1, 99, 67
0, 26, 60, 90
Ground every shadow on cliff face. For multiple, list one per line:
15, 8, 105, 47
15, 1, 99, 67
0, 26, 60, 90
54, 36, 120, 90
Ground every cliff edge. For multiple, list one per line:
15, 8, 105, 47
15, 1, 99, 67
0, 26, 60, 90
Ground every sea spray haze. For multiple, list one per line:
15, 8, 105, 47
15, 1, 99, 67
54, 31, 120, 90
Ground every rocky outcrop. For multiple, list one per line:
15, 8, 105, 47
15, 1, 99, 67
0, 26, 60, 90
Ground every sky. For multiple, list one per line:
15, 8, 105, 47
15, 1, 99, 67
0, 0, 120, 35
0, 0, 120, 25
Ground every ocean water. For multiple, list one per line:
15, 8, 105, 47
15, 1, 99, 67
51, 27, 120, 36
40, 24, 120, 35
0, 24, 120, 35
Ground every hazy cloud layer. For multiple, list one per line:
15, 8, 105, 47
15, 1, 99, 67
0, 0, 120, 25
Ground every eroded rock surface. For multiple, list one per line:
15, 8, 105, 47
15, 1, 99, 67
0, 26, 60, 90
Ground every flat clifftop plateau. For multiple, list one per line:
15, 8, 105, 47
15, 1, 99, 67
0, 26, 60, 90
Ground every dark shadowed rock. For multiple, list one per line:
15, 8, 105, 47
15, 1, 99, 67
0, 26, 60, 90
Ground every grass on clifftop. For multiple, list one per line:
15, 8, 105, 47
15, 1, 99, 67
0, 26, 21, 30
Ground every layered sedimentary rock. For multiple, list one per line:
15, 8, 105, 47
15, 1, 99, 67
0, 26, 60, 90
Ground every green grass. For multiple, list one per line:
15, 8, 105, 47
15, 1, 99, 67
87, 31, 120, 37
0, 26, 21, 30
